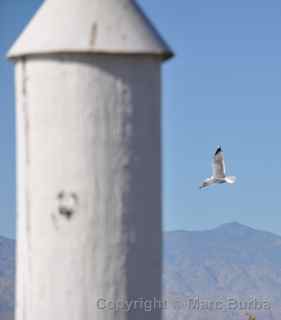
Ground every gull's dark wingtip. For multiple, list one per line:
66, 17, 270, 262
215, 145, 222, 155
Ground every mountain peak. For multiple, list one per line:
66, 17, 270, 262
216, 221, 253, 231
164, 222, 281, 320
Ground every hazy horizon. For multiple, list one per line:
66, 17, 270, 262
2, 221, 281, 240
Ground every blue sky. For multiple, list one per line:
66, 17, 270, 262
1, 0, 281, 238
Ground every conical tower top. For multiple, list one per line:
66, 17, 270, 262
8, 0, 173, 60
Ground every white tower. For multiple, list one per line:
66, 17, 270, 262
8, 1, 173, 319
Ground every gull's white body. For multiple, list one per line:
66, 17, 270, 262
199, 146, 236, 189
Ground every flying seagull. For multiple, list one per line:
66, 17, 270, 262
199, 146, 236, 189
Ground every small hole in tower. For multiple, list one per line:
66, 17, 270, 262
59, 206, 74, 219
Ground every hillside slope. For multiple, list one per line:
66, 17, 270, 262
163, 222, 281, 320
0, 236, 14, 320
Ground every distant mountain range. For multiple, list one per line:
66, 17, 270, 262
163, 222, 281, 320
1, 222, 281, 320
0, 237, 14, 320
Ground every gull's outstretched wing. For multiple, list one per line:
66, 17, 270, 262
212, 146, 225, 178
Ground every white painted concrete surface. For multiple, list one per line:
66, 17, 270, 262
14, 54, 163, 320
8, 0, 173, 60
10, 0, 173, 319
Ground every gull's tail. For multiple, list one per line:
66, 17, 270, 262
225, 176, 236, 184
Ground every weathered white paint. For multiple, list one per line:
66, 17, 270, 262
8, 0, 173, 60
10, 0, 173, 319
14, 54, 164, 320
